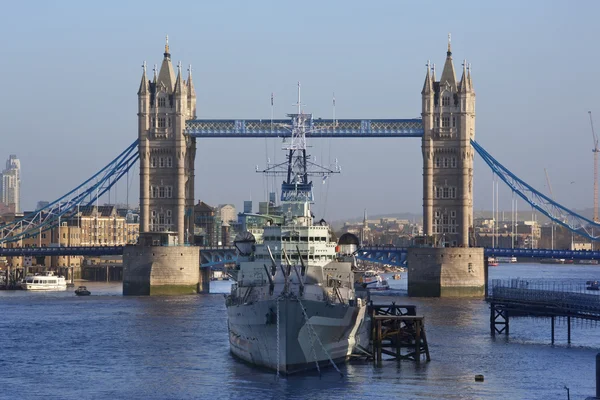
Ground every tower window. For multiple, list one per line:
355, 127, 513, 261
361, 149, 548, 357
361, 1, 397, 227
442, 116, 450, 127
158, 97, 166, 107
450, 187, 456, 198
158, 117, 166, 128
443, 187, 449, 198
435, 187, 441, 198
451, 157, 457, 168
435, 118, 440, 128
452, 116, 456, 127
159, 157, 165, 168
435, 211, 440, 218
443, 158, 449, 168
167, 157, 172, 168
150, 157, 157, 168
159, 187, 165, 198
435, 158, 440, 168
451, 210, 456, 218
166, 186, 173, 198
442, 97, 450, 106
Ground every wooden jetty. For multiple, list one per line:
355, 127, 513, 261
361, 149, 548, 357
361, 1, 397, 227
368, 302, 431, 364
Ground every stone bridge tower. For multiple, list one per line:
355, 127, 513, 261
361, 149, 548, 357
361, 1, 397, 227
124, 38, 201, 296
421, 37, 475, 247
137, 37, 197, 244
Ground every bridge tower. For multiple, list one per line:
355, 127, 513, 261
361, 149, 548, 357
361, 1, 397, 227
138, 37, 196, 244
124, 38, 201, 296
421, 36, 475, 247
409, 37, 483, 297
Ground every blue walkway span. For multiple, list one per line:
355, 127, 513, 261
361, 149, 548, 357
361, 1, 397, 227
185, 118, 424, 138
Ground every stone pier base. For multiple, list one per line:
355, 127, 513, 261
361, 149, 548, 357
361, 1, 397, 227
407, 247, 485, 297
123, 245, 200, 296
199, 267, 211, 294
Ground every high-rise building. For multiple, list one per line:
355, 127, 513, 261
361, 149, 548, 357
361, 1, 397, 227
1, 155, 21, 213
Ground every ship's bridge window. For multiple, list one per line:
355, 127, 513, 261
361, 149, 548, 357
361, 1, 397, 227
300, 236, 308, 242
321, 237, 327, 242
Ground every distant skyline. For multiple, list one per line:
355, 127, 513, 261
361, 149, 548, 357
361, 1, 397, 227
2, 1, 599, 221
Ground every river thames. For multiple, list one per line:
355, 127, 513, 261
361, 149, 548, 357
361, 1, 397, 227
1, 264, 599, 399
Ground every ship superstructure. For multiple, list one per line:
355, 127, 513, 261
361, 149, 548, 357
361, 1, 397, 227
226, 84, 369, 374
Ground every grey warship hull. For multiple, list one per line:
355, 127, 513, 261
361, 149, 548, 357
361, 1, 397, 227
227, 297, 368, 374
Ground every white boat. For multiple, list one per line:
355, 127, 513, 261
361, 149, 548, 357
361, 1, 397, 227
496, 256, 517, 263
358, 270, 390, 291
21, 272, 67, 291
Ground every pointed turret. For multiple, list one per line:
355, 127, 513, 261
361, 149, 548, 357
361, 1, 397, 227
174, 61, 185, 95
440, 33, 457, 89
187, 64, 196, 98
467, 63, 473, 91
138, 61, 149, 95
157, 35, 176, 92
421, 60, 432, 95
459, 59, 468, 93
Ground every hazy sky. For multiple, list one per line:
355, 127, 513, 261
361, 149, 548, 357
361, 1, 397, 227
1, 1, 599, 221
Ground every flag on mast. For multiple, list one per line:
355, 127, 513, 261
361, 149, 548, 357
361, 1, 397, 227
271, 92, 274, 106
333, 92, 336, 107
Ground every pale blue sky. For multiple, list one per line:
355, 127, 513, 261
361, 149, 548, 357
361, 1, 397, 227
1, 1, 598, 221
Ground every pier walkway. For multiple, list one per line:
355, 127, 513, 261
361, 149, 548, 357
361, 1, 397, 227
488, 279, 600, 343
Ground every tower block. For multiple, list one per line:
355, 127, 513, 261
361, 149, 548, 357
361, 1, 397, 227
409, 37, 484, 297
123, 38, 200, 295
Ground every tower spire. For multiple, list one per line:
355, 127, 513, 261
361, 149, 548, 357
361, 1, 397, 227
447, 33, 452, 55
138, 61, 149, 95
459, 59, 468, 92
187, 64, 196, 97
440, 35, 457, 89
174, 61, 184, 94
157, 36, 176, 91
422, 60, 432, 94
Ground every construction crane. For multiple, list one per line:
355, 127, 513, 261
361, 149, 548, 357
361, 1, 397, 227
544, 168, 554, 200
590, 111, 599, 223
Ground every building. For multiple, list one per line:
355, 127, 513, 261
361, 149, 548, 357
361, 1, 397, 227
1, 155, 21, 213
69, 205, 139, 246
421, 37, 475, 247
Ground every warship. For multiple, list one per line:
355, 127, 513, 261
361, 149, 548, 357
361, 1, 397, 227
226, 84, 369, 374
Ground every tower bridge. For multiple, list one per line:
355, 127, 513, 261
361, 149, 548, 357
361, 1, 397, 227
3, 37, 600, 295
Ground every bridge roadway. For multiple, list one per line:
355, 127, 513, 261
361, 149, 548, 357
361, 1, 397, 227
2, 245, 599, 267
0, 245, 237, 268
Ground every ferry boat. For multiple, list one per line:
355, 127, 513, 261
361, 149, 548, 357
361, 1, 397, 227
226, 85, 369, 375
358, 270, 390, 290
496, 256, 517, 263
21, 272, 67, 291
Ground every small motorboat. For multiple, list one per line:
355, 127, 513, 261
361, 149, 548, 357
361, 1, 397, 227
392, 274, 401, 280
586, 281, 600, 291
74, 286, 91, 296
358, 270, 390, 291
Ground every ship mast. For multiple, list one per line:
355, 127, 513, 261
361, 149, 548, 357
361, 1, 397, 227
259, 83, 339, 222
